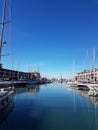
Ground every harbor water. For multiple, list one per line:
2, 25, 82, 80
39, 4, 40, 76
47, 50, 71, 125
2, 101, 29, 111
0, 83, 98, 130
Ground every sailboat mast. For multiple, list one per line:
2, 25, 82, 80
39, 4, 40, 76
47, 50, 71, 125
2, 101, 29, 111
37, 65, 39, 73
0, 0, 7, 66
93, 48, 96, 83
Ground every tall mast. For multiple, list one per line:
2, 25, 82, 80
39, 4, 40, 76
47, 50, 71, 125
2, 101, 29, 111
37, 65, 39, 73
93, 48, 96, 83
0, 0, 7, 67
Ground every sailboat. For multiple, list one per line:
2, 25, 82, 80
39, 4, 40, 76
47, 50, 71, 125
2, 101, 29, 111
66, 60, 78, 88
0, 0, 13, 86
87, 48, 98, 96
0, 0, 14, 111
0, 0, 10, 67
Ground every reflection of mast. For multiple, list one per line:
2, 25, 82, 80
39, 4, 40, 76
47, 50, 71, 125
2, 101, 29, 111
94, 104, 98, 130
87, 101, 90, 128
73, 90, 76, 112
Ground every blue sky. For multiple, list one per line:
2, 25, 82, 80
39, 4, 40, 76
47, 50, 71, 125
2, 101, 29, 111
0, 0, 98, 78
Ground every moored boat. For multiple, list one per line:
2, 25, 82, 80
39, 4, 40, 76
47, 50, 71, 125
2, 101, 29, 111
66, 80, 78, 88
0, 89, 14, 111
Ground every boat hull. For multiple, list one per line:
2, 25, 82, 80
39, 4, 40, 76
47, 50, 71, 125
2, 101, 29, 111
0, 91, 14, 111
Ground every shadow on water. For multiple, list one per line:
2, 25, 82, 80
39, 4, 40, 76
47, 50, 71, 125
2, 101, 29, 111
0, 100, 14, 124
0, 85, 42, 130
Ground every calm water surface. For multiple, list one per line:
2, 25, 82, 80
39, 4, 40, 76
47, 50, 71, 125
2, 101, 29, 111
0, 83, 98, 130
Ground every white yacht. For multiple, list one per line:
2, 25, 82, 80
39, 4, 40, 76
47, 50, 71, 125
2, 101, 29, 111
66, 80, 78, 88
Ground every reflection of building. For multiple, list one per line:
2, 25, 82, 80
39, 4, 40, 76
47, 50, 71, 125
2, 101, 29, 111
75, 69, 98, 82
78, 90, 98, 105
14, 85, 40, 94
0, 65, 40, 81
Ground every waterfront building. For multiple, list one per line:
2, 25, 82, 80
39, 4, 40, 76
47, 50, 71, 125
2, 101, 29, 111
75, 69, 98, 82
0, 0, 41, 82
0, 64, 40, 81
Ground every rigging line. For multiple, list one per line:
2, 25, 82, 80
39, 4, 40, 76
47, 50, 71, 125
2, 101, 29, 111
7, 0, 13, 70
8, 0, 12, 22
5, 0, 12, 69
9, 0, 13, 70
91, 48, 96, 71
0, 0, 7, 64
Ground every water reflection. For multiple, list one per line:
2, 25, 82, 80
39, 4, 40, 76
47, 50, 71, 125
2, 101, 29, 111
14, 85, 40, 95
66, 86, 98, 130
66, 85, 98, 106
0, 100, 14, 124
1, 84, 98, 130
78, 90, 98, 130
77, 90, 98, 106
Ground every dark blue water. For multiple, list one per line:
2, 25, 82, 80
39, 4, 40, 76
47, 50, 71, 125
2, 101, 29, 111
0, 83, 98, 130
